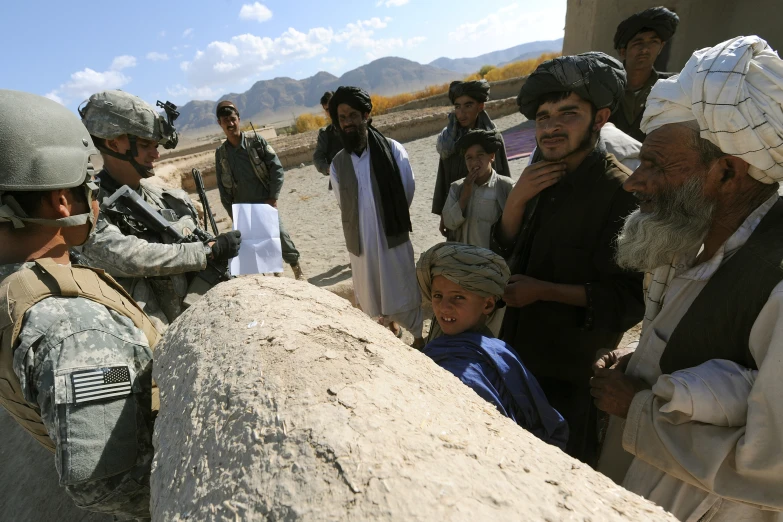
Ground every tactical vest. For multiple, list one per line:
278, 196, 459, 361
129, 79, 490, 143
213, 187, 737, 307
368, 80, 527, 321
660, 197, 783, 374
332, 144, 410, 257
0, 259, 160, 452
217, 136, 270, 197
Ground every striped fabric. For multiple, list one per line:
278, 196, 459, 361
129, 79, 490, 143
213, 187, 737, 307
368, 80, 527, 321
72, 366, 132, 404
641, 35, 783, 184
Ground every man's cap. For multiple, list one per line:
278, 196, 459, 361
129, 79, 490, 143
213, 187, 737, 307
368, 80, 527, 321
216, 100, 239, 118
614, 7, 680, 50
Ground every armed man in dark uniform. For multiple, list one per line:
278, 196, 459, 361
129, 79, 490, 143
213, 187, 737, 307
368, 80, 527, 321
215, 100, 304, 280
609, 6, 680, 142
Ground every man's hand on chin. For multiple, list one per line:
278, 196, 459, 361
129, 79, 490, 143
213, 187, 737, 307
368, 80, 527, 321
263, 198, 278, 208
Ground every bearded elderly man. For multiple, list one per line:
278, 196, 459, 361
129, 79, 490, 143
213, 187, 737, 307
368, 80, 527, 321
493, 53, 645, 465
328, 87, 424, 348
433, 80, 510, 238
593, 36, 783, 522
609, 6, 680, 142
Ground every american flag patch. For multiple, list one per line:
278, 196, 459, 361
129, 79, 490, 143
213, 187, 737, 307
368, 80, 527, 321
71, 366, 132, 404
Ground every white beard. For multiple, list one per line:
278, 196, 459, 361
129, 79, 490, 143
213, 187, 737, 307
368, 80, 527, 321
616, 176, 716, 272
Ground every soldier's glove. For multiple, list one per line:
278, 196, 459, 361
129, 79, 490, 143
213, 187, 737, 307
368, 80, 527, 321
211, 230, 242, 262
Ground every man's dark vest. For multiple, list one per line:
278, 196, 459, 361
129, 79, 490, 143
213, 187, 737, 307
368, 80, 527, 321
660, 197, 783, 374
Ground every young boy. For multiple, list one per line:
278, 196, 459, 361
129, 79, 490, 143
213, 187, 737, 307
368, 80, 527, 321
416, 242, 568, 449
441, 129, 515, 249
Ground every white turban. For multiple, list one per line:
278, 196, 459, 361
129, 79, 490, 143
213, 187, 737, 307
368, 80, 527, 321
641, 36, 783, 184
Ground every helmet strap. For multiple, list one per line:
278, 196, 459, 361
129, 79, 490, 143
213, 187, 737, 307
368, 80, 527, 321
96, 135, 155, 178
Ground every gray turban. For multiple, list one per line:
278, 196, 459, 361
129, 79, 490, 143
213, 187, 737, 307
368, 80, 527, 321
456, 129, 504, 155
449, 80, 491, 104
516, 52, 627, 119
416, 242, 510, 303
614, 6, 680, 50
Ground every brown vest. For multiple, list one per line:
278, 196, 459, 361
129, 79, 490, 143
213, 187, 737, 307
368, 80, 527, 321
0, 259, 160, 452
332, 145, 410, 256
660, 197, 783, 374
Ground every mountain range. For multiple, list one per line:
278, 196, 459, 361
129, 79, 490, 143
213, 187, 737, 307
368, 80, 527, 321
175, 39, 563, 133
429, 38, 563, 74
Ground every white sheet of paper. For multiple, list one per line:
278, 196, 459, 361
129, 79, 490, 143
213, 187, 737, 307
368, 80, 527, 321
230, 204, 283, 276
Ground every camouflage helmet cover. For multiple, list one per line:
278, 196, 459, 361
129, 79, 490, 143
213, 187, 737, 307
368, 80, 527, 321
0, 89, 97, 192
79, 90, 178, 149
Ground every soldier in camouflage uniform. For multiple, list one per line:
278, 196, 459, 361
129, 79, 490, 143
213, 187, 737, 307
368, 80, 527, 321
215, 100, 305, 280
78, 90, 242, 330
0, 90, 159, 519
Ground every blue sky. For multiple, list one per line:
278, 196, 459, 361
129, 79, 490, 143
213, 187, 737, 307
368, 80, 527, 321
3, 0, 566, 111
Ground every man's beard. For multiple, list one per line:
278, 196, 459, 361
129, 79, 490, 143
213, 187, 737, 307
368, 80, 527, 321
340, 120, 369, 153
538, 116, 597, 162
615, 175, 716, 272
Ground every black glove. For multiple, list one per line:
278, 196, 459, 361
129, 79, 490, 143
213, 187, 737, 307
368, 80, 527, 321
211, 230, 242, 262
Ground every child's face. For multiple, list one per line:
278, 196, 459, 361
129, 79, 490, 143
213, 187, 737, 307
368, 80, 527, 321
431, 275, 496, 336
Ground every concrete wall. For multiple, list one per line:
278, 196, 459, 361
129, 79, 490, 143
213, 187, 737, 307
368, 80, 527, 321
563, 0, 782, 72
389, 76, 529, 113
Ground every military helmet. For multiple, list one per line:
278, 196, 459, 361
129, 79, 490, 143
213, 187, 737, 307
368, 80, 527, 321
79, 90, 178, 150
0, 89, 98, 229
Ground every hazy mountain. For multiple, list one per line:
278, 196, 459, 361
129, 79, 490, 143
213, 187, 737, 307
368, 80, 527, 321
429, 38, 564, 74
175, 58, 458, 132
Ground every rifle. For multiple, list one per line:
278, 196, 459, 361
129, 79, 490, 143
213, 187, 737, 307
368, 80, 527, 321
101, 185, 231, 307
192, 168, 219, 236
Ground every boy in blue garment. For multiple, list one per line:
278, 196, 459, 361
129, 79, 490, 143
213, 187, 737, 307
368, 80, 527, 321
416, 242, 568, 449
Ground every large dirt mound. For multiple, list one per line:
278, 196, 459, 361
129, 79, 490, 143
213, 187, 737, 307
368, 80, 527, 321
151, 276, 674, 521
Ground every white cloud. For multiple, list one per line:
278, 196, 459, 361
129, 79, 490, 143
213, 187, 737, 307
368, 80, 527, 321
183, 27, 334, 87
183, 28, 194, 38
376, 0, 409, 6
406, 36, 426, 47
110, 55, 137, 71
146, 51, 169, 61
159, 30, 166, 37
44, 91, 64, 105
166, 84, 222, 101
239, 2, 272, 22
46, 68, 132, 104
448, 3, 565, 51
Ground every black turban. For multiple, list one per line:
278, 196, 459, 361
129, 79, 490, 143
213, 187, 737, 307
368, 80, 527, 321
516, 52, 627, 119
328, 86, 373, 124
456, 129, 503, 155
614, 7, 680, 50
449, 80, 491, 104
328, 85, 412, 238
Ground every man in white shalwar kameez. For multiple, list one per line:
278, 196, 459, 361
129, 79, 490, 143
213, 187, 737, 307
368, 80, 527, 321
328, 86, 424, 347
591, 36, 783, 522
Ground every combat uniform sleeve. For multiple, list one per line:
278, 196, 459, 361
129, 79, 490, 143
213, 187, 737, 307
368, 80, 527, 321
215, 149, 233, 217
442, 182, 466, 231
313, 128, 331, 176
81, 218, 209, 278
495, 134, 511, 178
622, 282, 783, 511
259, 137, 285, 200
12, 297, 155, 519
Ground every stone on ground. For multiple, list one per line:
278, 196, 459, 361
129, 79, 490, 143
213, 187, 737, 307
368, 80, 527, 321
151, 276, 674, 521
